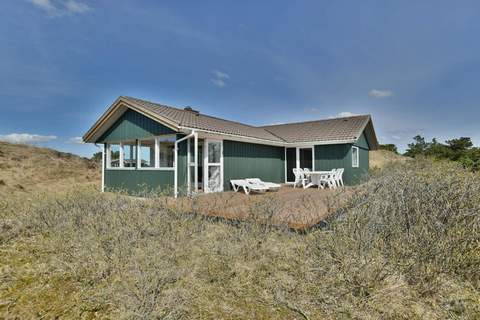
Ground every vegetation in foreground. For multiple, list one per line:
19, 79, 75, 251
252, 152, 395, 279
1, 158, 479, 319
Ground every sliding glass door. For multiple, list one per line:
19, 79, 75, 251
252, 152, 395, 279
286, 148, 296, 182
286, 147, 314, 183
299, 147, 313, 171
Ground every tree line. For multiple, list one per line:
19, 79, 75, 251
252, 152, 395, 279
380, 135, 480, 171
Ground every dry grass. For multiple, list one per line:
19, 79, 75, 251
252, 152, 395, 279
1, 158, 479, 319
0, 141, 100, 197
370, 149, 409, 169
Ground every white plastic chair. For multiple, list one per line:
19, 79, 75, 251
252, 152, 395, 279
230, 179, 268, 195
318, 170, 337, 189
292, 168, 308, 189
335, 168, 344, 187
246, 178, 281, 191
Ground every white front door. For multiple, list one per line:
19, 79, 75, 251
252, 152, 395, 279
204, 139, 223, 193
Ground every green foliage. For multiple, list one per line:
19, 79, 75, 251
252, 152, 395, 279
91, 151, 102, 162
405, 135, 480, 170
379, 143, 398, 154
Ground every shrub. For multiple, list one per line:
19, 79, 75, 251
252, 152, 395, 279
1, 159, 479, 318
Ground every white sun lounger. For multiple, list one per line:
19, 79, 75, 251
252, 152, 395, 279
230, 179, 268, 195
245, 178, 281, 191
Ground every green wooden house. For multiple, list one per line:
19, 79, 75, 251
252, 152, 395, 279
83, 96, 379, 197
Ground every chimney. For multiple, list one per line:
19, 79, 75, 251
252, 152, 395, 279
184, 106, 200, 115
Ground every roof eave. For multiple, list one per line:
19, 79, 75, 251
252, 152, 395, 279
83, 96, 180, 143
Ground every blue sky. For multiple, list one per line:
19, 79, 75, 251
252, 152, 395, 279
1, 0, 480, 156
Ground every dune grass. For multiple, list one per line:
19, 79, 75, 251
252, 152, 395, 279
1, 159, 479, 319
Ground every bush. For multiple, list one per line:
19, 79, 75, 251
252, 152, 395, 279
1, 160, 479, 318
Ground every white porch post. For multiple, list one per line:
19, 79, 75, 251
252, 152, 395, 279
174, 142, 178, 198
101, 143, 105, 192
174, 131, 195, 198
296, 147, 300, 171
194, 132, 198, 193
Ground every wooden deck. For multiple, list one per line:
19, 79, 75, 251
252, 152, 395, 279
168, 185, 352, 230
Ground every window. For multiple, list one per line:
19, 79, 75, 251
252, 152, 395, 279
109, 144, 120, 167
208, 141, 221, 164
107, 136, 174, 170
159, 136, 175, 168
139, 139, 155, 168
122, 142, 137, 167
352, 146, 359, 168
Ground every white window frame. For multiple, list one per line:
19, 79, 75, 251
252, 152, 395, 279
204, 139, 223, 193
137, 138, 157, 170
285, 146, 314, 183
352, 146, 359, 168
120, 141, 137, 170
106, 135, 176, 171
106, 143, 122, 169
157, 135, 176, 170
187, 133, 199, 194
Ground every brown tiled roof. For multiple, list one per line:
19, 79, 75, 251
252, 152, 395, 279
122, 96, 284, 142
89, 96, 375, 146
261, 115, 372, 143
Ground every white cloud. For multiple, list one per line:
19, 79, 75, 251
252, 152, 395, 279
29, 0, 91, 17
212, 70, 229, 80
368, 89, 393, 99
211, 78, 227, 88
30, 0, 57, 15
337, 111, 358, 117
0, 133, 57, 144
64, 0, 90, 13
210, 70, 230, 88
69, 136, 85, 144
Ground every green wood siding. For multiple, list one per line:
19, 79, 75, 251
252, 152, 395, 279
355, 132, 370, 149
97, 109, 175, 143
223, 140, 285, 190
100, 109, 178, 195
105, 169, 174, 195
314, 131, 370, 185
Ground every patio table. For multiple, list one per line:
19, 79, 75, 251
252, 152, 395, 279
304, 171, 333, 188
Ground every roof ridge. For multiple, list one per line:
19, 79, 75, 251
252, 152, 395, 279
122, 95, 279, 131
260, 114, 371, 128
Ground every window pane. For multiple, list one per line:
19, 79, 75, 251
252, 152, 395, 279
208, 166, 221, 191
352, 147, 358, 167
123, 143, 137, 167
140, 140, 155, 167
208, 142, 221, 163
189, 138, 195, 163
159, 140, 174, 167
109, 144, 120, 167
189, 166, 196, 191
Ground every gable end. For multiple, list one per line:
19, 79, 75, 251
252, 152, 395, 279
97, 109, 176, 143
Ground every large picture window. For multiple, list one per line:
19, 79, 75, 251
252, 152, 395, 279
352, 146, 359, 168
159, 136, 175, 168
139, 139, 155, 168
109, 144, 120, 167
106, 135, 175, 170
122, 142, 137, 168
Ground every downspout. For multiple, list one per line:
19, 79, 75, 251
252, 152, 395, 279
174, 130, 195, 198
